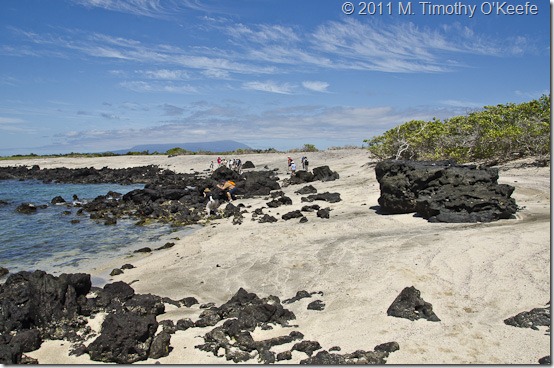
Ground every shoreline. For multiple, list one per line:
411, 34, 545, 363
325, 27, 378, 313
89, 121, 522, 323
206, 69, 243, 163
0, 149, 550, 364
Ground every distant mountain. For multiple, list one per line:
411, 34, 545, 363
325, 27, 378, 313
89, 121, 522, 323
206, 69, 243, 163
112, 140, 252, 154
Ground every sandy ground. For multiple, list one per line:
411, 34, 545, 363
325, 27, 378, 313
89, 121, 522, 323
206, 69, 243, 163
1, 149, 550, 364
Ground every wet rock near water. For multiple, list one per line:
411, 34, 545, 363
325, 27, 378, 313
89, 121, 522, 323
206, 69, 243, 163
0, 164, 282, 227
16, 203, 45, 214
375, 160, 518, 223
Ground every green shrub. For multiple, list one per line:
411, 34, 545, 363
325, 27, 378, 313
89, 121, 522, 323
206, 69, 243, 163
364, 95, 550, 163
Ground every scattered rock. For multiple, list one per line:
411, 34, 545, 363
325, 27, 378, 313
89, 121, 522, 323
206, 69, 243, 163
242, 161, 255, 169
301, 192, 341, 203
295, 185, 318, 194
283, 290, 315, 304
282, 210, 304, 221
387, 286, 440, 322
258, 214, 278, 223
110, 269, 123, 276
307, 300, 325, 311
155, 242, 175, 250
16, 203, 38, 214
504, 305, 550, 331
312, 166, 339, 182
51, 196, 66, 204
134, 247, 152, 253
266, 196, 292, 208
316, 208, 330, 219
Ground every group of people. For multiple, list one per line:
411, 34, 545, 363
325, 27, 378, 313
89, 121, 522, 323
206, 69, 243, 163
287, 156, 309, 176
204, 154, 311, 216
210, 157, 242, 174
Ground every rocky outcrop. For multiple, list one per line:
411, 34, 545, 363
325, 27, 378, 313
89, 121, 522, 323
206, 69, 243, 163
504, 304, 550, 331
87, 311, 159, 363
288, 166, 339, 185
0, 164, 284, 227
375, 160, 518, 222
387, 286, 440, 322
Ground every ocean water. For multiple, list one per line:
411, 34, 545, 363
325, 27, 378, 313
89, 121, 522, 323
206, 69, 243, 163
0, 180, 194, 279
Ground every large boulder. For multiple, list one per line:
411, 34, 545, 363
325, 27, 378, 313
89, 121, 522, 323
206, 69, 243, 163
0, 271, 91, 334
387, 286, 440, 322
312, 166, 339, 182
375, 160, 518, 222
87, 311, 158, 364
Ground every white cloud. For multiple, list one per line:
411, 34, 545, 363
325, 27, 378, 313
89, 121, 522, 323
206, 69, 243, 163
137, 69, 190, 80
302, 81, 329, 93
72, 0, 171, 18
120, 81, 198, 93
242, 81, 295, 94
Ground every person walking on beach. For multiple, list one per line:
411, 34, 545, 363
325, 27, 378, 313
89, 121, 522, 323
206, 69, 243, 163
287, 156, 292, 172
217, 179, 237, 202
303, 157, 309, 172
290, 160, 297, 176
209, 160, 214, 172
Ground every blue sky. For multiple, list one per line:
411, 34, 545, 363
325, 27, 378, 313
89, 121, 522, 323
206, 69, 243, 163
0, 0, 550, 155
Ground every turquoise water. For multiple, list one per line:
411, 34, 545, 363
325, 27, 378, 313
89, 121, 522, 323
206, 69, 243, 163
0, 180, 191, 277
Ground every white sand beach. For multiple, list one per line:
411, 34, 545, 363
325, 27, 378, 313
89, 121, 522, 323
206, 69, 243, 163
1, 149, 550, 364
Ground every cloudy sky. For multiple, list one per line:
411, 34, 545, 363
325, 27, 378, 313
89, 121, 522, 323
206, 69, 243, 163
0, 0, 549, 155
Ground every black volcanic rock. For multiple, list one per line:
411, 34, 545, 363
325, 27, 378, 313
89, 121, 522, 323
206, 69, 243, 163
0, 270, 401, 365
282, 210, 304, 221
16, 203, 38, 214
295, 185, 318, 195
258, 214, 278, 223
316, 208, 330, 219
266, 196, 292, 208
51, 196, 66, 204
387, 286, 440, 322
301, 192, 341, 203
0, 271, 91, 335
375, 160, 518, 222
504, 305, 550, 330
87, 311, 158, 364
242, 161, 255, 169
312, 166, 339, 182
